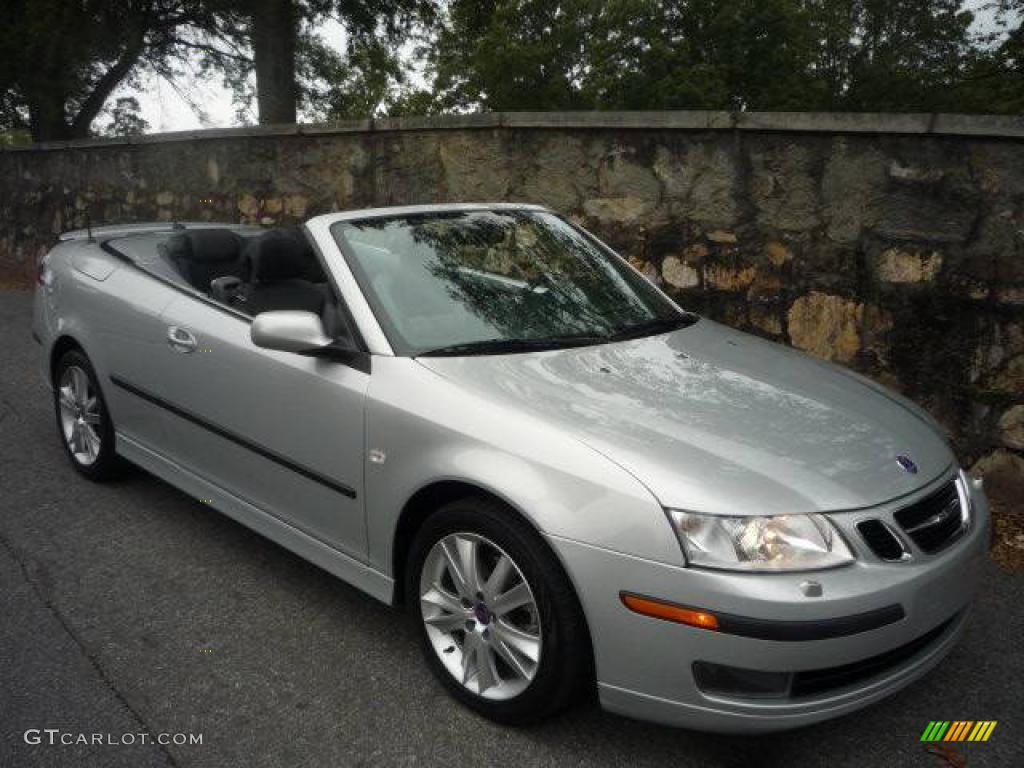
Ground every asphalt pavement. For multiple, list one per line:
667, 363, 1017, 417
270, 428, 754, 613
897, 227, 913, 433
0, 287, 1021, 768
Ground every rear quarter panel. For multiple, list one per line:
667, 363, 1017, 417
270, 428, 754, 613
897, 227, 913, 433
38, 240, 179, 443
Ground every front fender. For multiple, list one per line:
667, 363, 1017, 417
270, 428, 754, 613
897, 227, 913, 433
364, 357, 683, 578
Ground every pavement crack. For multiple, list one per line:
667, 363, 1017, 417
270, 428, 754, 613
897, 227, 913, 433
0, 530, 180, 768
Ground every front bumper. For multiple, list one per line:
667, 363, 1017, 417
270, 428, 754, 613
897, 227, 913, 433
548, 473, 990, 733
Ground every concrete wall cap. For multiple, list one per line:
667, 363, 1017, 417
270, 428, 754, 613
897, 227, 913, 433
4, 111, 1022, 152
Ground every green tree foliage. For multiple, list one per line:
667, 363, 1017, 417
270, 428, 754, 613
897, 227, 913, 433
429, 0, 1023, 114
813, 0, 976, 111
220, 1, 434, 123
0, 0, 429, 140
0, 1, 246, 142
295, 1, 435, 121
101, 97, 152, 137
951, 0, 1024, 113
300, 35, 407, 119
2, 0, 1019, 143
585, 0, 827, 111
433, 0, 597, 111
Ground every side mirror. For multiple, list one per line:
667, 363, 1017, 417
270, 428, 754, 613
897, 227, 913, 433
251, 311, 332, 354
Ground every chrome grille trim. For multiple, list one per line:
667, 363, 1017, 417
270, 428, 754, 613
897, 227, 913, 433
892, 477, 967, 554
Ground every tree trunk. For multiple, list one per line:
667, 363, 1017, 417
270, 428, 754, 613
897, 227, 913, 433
69, 42, 145, 139
251, 0, 298, 124
27, 88, 71, 142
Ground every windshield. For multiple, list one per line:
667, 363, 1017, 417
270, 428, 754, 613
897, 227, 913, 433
331, 209, 693, 356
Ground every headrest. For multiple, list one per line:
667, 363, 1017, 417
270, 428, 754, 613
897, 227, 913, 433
166, 229, 244, 264
245, 229, 319, 283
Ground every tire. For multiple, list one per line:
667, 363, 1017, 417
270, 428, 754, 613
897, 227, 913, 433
53, 348, 123, 481
406, 496, 590, 725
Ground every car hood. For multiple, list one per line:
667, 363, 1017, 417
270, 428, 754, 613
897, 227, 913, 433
416, 320, 954, 515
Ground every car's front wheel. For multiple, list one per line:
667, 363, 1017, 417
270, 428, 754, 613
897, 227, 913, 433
407, 497, 590, 724
53, 348, 122, 481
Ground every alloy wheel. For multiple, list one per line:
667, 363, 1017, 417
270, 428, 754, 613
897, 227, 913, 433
58, 365, 103, 466
419, 532, 542, 701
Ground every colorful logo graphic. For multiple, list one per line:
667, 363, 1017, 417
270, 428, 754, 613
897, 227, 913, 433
920, 721, 997, 742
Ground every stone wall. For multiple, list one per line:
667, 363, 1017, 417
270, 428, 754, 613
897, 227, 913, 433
1, 112, 1022, 501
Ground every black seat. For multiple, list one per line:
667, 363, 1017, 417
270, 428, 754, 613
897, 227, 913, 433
165, 229, 246, 292
243, 229, 328, 317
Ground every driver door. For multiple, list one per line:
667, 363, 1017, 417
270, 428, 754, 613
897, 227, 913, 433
150, 291, 369, 560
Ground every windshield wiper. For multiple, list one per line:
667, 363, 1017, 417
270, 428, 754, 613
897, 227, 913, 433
417, 335, 606, 357
607, 312, 699, 342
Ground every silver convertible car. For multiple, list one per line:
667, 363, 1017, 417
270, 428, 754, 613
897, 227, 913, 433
32, 203, 988, 732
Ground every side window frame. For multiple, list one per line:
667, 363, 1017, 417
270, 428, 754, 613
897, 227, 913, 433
165, 227, 364, 354
300, 225, 369, 353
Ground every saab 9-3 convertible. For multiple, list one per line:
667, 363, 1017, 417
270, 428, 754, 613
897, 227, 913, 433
33, 204, 988, 731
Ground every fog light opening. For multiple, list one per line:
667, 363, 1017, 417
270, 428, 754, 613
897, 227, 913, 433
692, 661, 792, 699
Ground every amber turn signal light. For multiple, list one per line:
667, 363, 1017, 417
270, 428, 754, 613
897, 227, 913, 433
620, 593, 719, 630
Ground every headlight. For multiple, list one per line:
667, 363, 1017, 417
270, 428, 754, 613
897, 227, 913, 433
667, 510, 854, 572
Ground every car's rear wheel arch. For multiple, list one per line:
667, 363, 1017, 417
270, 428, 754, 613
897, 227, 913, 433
49, 335, 85, 386
51, 343, 125, 480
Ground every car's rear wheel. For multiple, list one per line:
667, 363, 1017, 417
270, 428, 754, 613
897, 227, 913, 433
407, 497, 590, 724
53, 349, 122, 481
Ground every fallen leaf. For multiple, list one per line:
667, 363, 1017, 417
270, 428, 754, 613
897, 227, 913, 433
925, 744, 967, 768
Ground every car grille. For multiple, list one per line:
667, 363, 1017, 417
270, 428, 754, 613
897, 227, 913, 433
893, 479, 965, 554
790, 614, 957, 698
857, 519, 907, 561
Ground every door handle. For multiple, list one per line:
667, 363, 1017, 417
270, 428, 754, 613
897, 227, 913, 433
167, 325, 198, 353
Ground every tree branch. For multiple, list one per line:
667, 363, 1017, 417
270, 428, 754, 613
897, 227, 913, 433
68, 42, 146, 137
166, 36, 251, 62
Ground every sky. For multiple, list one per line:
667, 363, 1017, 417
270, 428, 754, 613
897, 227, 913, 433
119, 2, 1011, 134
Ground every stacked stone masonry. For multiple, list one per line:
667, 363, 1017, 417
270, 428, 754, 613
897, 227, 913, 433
1, 111, 1021, 483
